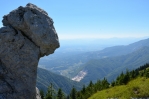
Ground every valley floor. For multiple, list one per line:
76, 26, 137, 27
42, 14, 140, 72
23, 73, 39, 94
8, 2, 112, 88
89, 77, 149, 99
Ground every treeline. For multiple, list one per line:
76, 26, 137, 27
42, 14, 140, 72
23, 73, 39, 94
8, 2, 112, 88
112, 63, 149, 86
40, 83, 66, 99
40, 63, 149, 99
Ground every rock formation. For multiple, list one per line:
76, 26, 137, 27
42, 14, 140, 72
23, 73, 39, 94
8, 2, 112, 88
0, 3, 59, 99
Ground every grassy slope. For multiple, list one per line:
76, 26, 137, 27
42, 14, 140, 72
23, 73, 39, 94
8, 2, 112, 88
89, 77, 149, 99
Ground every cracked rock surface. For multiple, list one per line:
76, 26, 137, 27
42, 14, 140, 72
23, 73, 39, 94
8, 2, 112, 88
0, 3, 59, 99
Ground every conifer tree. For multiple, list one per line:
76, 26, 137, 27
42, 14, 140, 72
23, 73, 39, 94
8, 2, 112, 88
66, 95, 70, 99
101, 78, 109, 89
145, 69, 149, 78
40, 90, 44, 99
95, 80, 102, 90
111, 80, 115, 87
123, 69, 130, 84
81, 85, 86, 94
57, 88, 65, 99
119, 72, 124, 85
89, 81, 93, 87
130, 70, 135, 79
70, 86, 77, 99
45, 83, 56, 99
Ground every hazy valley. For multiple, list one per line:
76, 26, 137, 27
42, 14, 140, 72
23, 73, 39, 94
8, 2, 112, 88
38, 38, 149, 81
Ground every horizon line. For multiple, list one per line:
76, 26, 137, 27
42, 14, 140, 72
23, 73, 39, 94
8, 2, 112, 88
59, 34, 149, 40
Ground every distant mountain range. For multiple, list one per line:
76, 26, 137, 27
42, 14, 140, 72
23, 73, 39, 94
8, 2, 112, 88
35, 37, 149, 99
80, 38, 149, 59
39, 38, 149, 77
79, 46, 149, 83
36, 68, 83, 94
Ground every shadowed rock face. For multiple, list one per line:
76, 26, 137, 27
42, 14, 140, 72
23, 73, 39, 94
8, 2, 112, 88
0, 3, 59, 99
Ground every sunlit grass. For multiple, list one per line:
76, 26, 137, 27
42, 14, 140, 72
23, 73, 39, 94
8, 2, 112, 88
89, 77, 149, 99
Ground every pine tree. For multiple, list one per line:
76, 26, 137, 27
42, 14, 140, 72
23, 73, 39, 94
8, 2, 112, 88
96, 80, 102, 91
89, 81, 93, 87
81, 85, 86, 94
70, 86, 77, 99
111, 80, 115, 87
101, 78, 109, 89
119, 72, 124, 85
123, 69, 130, 84
66, 95, 70, 99
40, 90, 44, 99
57, 88, 65, 99
45, 83, 56, 99
130, 70, 135, 79
145, 68, 149, 78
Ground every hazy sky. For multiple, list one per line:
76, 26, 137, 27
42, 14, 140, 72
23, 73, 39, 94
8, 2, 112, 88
0, 0, 149, 40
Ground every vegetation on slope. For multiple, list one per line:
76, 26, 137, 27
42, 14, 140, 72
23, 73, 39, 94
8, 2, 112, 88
80, 46, 149, 83
89, 77, 149, 99
66, 63, 149, 99
39, 64, 149, 99
36, 68, 83, 94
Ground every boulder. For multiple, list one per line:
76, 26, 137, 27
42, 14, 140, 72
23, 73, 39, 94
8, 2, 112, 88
3, 3, 59, 57
0, 3, 59, 99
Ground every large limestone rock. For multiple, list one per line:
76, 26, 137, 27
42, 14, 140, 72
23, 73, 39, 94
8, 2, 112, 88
0, 3, 59, 99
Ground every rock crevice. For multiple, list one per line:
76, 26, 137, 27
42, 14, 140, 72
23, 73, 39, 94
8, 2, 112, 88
0, 3, 59, 99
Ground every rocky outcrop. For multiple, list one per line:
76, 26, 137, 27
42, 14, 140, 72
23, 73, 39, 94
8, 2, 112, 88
0, 3, 59, 99
36, 87, 41, 99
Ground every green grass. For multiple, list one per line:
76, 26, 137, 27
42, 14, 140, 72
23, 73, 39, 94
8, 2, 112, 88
89, 77, 149, 99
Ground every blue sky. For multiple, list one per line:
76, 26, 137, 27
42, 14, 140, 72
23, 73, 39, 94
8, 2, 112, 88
0, 0, 149, 40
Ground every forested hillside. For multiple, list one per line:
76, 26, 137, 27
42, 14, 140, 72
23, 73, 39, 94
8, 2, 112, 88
79, 46, 149, 83
67, 64, 149, 99
36, 68, 83, 94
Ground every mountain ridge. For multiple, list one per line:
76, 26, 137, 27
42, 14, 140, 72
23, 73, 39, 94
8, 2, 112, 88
39, 38, 149, 78
79, 46, 149, 83
36, 67, 83, 94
